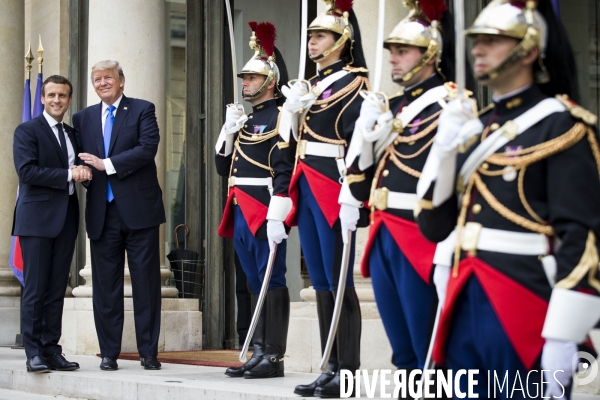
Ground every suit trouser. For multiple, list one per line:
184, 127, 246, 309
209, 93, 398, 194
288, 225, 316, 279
20, 193, 79, 359
91, 201, 161, 359
369, 224, 436, 370
296, 174, 355, 291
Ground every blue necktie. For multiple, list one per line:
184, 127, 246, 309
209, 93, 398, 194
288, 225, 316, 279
104, 105, 115, 202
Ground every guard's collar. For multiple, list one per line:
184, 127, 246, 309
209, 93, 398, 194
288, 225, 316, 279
251, 98, 277, 113
317, 61, 345, 80
493, 84, 545, 114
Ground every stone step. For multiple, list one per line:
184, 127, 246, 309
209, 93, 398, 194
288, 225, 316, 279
0, 388, 86, 400
1, 348, 598, 400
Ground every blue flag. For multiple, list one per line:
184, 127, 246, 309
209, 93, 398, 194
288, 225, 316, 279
9, 79, 33, 286
32, 72, 43, 118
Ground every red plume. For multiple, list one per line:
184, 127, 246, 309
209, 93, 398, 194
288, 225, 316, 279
254, 22, 276, 57
248, 21, 258, 32
335, 0, 353, 14
419, 0, 447, 22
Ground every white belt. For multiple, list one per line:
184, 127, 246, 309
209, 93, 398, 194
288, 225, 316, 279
298, 140, 347, 177
298, 140, 345, 159
372, 188, 417, 211
229, 176, 273, 195
460, 222, 549, 256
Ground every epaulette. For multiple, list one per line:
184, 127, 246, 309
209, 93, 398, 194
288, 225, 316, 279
477, 103, 494, 117
556, 94, 598, 126
343, 66, 369, 74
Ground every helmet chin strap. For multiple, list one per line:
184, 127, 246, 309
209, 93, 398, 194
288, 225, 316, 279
399, 41, 438, 83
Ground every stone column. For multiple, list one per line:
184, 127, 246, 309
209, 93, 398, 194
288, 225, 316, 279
0, 0, 25, 345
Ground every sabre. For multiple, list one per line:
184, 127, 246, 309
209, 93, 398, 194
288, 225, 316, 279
224, 0, 238, 102
298, 0, 308, 80
417, 303, 442, 400
319, 230, 353, 372
454, 0, 466, 99
372, 0, 386, 93
239, 243, 278, 362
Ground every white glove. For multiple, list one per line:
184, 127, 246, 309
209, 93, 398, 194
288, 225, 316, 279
432, 265, 451, 305
224, 103, 246, 130
282, 81, 311, 113
339, 203, 360, 244
434, 99, 477, 152
267, 220, 288, 251
356, 95, 385, 133
541, 339, 578, 399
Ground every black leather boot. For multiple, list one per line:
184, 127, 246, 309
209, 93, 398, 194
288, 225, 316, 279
315, 287, 361, 398
225, 293, 265, 377
244, 287, 290, 378
294, 290, 339, 396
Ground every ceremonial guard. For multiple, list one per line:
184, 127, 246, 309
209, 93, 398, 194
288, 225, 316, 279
416, 0, 600, 397
341, 0, 460, 377
215, 22, 294, 379
279, 0, 369, 397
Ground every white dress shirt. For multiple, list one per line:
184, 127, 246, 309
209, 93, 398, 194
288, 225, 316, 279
100, 94, 123, 175
43, 110, 75, 194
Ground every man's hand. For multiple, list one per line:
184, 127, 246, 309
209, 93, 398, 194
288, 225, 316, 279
79, 153, 106, 171
72, 165, 93, 182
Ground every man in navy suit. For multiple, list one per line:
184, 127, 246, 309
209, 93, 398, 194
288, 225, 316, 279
13, 75, 91, 373
73, 60, 165, 371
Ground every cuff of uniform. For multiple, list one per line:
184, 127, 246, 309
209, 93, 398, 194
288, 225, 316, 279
338, 180, 364, 208
215, 126, 236, 156
67, 169, 72, 182
104, 158, 116, 175
542, 288, 600, 342
266, 196, 293, 221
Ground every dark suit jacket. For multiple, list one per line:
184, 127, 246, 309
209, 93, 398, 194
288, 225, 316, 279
12, 114, 79, 238
72, 95, 166, 240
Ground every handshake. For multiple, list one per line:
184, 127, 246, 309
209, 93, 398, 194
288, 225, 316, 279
71, 165, 92, 183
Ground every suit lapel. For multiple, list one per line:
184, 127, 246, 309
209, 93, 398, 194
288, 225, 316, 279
38, 115, 68, 167
108, 95, 130, 156
92, 103, 105, 157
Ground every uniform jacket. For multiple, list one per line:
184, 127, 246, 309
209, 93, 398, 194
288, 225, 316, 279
417, 84, 600, 369
348, 75, 447, 281
287, 61, 370, 229
216, 98, 295, 239
12, 114, 79, 238
72, 95, 166, 240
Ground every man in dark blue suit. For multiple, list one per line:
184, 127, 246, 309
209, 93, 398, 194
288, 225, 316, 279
73, 60, 165, 371
13, 75, 91, 373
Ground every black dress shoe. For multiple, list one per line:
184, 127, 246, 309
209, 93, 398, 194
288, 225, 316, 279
100, 357, 118, 371
26, 356, 51, 373
294, 367, 337, 396
140, 356, 161, 370
46, 353, 80, 371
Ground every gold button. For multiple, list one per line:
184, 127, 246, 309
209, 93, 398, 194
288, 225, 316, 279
235, 157, 239, 161
393, 140, 399, 145
382, 170, 389, 177
490, 123, 500, 131
481, 162, 489, 170
233, 168, 238, 173
321, 104, 327, 108
305, 116, 310, 121
244, 125, 247, 128
249, 115, 253, 119
408, 141, 415, 146
472, 204, 482, 214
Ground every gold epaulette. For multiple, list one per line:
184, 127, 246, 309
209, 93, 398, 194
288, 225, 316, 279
556, 94, 598, 126
343, 66, 369, 74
